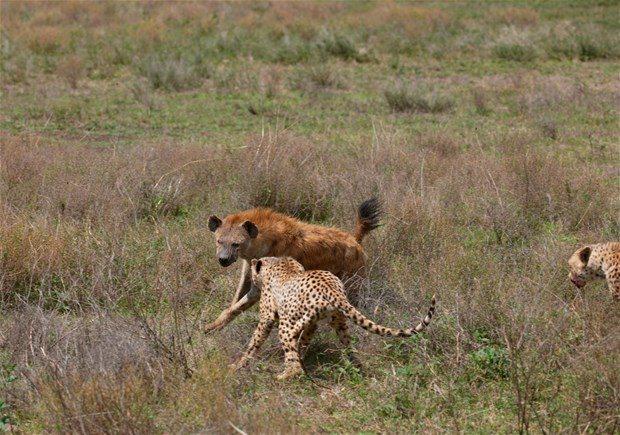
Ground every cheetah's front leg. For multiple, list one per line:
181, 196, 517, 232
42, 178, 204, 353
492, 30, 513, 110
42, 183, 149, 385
231, 308, 276, 371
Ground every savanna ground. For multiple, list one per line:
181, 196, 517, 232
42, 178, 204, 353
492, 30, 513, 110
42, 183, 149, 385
0, 1, 619, 432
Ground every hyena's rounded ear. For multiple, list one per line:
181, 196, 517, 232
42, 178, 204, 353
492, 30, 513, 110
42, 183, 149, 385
579, 246, 592, 264
242, 220, 259, 238
252, 259, 262, 274
208, 215, 222, 232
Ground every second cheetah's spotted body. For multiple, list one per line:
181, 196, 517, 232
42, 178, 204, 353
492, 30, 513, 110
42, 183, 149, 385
568, 242, 620, 300
233, 256, 436, 380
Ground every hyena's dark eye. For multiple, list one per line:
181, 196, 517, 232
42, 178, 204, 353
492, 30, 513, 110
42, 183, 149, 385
232, 243, 240, 248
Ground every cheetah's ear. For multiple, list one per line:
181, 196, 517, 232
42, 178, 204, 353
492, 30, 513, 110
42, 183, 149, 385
578, 246, 591, 264
242, 220, 259, 239
252, 259, 262, 274
208, 215, 222, 232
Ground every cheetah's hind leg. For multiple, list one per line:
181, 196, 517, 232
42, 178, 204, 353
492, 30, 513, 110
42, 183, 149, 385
298, 320, 318, 357
330, 312, 363, 370
276, 327, 305, 380
276, 314, 318, 380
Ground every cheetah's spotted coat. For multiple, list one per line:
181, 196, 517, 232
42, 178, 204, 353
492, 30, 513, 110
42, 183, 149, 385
232, 256, 436, 380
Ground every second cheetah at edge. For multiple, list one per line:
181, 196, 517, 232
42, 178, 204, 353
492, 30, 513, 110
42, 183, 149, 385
568, 242, 620, 300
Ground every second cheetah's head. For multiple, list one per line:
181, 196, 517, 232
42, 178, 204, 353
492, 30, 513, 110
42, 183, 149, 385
568, 246, 596, 288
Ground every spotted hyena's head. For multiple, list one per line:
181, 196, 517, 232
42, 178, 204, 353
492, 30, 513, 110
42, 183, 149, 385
567, 246, 597, 288
208, 215, 258, 267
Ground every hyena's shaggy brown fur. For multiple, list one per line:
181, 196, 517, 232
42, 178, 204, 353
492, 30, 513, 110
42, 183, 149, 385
205, 198, 382, 333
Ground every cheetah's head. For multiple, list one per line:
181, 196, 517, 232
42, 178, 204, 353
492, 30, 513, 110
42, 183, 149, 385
251, 257, 305, 289
567, 246, 595, 288
250, 257, 277, 289
208, 215, 258, 267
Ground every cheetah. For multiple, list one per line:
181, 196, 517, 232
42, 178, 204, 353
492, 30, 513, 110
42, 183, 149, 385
568, 242, 620, 300
205, 198, 382, 333
232, 256, 436, 380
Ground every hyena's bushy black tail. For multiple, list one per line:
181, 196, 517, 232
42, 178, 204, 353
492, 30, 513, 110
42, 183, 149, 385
353, 197, 382, 243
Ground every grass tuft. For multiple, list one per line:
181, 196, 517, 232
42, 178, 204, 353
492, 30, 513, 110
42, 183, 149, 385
385, 83, 454, 113
494, 43, 537, 62
136, 55, 200, 91
56, 54, 85, 89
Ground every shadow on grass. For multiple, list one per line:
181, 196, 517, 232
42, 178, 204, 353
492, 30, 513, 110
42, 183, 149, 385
299, 333, 364, 382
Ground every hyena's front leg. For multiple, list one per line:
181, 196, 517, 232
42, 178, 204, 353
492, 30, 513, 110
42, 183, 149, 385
205, 261, 257, 333
204, 287, 259, 333
232, 260, 252, 304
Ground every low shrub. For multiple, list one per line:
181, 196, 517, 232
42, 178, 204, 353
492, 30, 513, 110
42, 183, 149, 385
385, 83, 454, 113
317, 31, 373, 63
56, 54, 85, 89
494, 43, 537, 62
136, 55, 200, 91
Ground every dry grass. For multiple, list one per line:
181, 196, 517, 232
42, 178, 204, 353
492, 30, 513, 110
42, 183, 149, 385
1, 126, 618, 430
56, 54, 85, 89
0, 1, 618, 432
491, 7, 539, 27
24, 25, 67, 55
348, 2, 453, 38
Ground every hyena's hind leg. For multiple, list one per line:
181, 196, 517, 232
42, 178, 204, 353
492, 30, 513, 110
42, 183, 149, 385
342, 270, 365, 307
